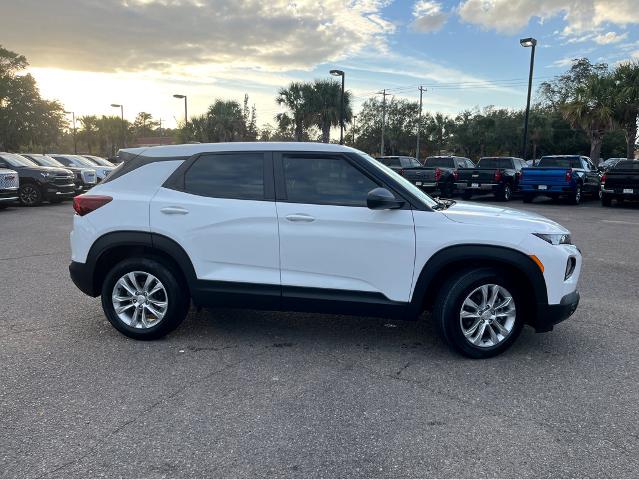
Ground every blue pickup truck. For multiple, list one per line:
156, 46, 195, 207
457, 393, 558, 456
520, 155, 601, 204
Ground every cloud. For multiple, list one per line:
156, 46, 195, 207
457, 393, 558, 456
457, 0, 639, 39
411, 0, 448, 32
593, 32, 628, 45
546, 57, 578, 69
0, 0, 395, 73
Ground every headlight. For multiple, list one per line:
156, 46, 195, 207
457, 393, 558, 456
533, 233, 572, 245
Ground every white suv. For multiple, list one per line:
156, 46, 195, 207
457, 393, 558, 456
69, 143, 581, 358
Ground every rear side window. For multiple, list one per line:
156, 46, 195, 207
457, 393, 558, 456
615, 161, 639, 170
378, 157, 401, 168
424, 157, 454, 168
478, 158, 513, 169
538, 157, 581, 168
282, 156, 379, 207
184, 153, 264, 200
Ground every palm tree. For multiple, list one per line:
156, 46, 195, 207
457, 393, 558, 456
561, 74, 615, 165
613, 61, 639, 159
207, 100, 244, 142
78, 115, 99, 154
308, 79, 353, 143
275, 82, 313, 141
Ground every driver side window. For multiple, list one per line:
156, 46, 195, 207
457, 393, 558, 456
282, 156, 380, 207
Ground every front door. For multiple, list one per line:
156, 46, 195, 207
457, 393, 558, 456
274, 153, 416, 303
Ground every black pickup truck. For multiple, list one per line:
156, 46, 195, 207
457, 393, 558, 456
457, 156, 525, 201
0, 153, 76, 206
601, 160, 639, 206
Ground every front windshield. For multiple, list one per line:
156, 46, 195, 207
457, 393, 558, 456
0, 153, 38, 167
69, 155, 99, 167
27, 154, 65, 168
359, 153, 439, 209
85, 155, 114, 167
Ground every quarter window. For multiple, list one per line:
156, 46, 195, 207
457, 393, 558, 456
184, 153, 264, 200
282, 156, 379, 207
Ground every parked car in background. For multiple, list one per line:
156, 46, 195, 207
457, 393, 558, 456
599, 158, 625, 172
520, 155, 601, 205
401, 156, 474, 197
82, 155, 116, 168
23, 153, 96, 193
457, 157, 525, 201
375, 156, 421, 173
69, 142, 581, 358
0, 167, 19, 209
601, 160, 639, 206
0, 153, 75, 206
51, 154, 115, 182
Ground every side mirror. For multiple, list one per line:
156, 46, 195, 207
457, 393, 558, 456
367, 187, 405, 210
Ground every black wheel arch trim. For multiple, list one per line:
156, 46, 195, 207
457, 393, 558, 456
409, 244, 549, 321
72, 230, 198, 297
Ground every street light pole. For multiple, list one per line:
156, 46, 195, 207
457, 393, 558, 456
352, 115, 357, 145
378, 89, 388, 156
329, 70, 345, 144
520, 37, 537, 160
173, 94, 188, 128
110, 104, 126, 148
64, 111, 77, 154
416, 86, 426, 162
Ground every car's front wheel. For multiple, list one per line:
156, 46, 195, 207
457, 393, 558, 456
19, 184, 43, 206
101, 257, 190, 340
432, 268, 525, 358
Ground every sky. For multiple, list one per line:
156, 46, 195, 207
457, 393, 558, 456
1, 0, 638, 130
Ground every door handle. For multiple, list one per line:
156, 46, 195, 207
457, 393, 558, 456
285, 213, 315, 222
160, 206, 189, 215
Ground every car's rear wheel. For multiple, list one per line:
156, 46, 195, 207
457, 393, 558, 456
432, 268, 524, 358
101, 257, 190, 340
569, 185, 582, 205
497, 184, 512, 201
19, 184, 43, 206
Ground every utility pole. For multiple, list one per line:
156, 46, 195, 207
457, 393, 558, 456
378, 89, 388, 156
416, 86, 426, 162
351, 115, 357, 145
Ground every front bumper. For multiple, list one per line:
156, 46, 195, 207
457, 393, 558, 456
534, 291, 580, 332
0, 189, 18, 202
45, 183, 76, 199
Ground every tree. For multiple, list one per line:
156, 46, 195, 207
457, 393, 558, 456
561, 74, 616, 164
307, 79, 353, 143
275, 82, 314, 141
78, 115, 99, 154
132, 112, 159, 138
612, 61, 639, 159
0, 45, 66, 151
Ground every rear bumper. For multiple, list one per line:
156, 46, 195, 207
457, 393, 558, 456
533, 291, 579, 332
602, 188, 639, 198
521, 185, 574, 194
69, 261, 99, 297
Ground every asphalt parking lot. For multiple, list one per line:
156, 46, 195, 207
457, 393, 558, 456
1, 197, 638, 478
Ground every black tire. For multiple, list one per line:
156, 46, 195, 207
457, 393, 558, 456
440, 181, 454, 198
101, 257, 190, 340
497, 183, 512, 201
601, 194, 612, 207
569, 185, 582, 205
18, 184, 43, 206
461, 191, 472, 200
432, 268, 525, 359
522, 193, 534, 203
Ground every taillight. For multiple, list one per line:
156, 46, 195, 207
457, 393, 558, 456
565, 170, 573, 182
453, 169, 459, 181
435, 168, 442, 182
494, 170, 502, 182
601, 173, 606, 185
73, 194, 112, 216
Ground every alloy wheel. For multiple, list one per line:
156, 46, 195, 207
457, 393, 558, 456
459, 284, 516, 348
111, 271, 168, 329
20, 185, 40, 205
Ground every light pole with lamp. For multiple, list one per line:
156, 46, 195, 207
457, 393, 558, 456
110, 104, 126, 148
329, 69, 345, 145
520, 37, 537, 160
64, 111, 77, 154
173, 94, 188, 128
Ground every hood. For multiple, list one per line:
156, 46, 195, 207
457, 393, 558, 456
442, 201, 569, 234
18, 166, 74, 176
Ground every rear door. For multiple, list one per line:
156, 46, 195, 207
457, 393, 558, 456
150, 151, 280, 290
274, 152, 415, 303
